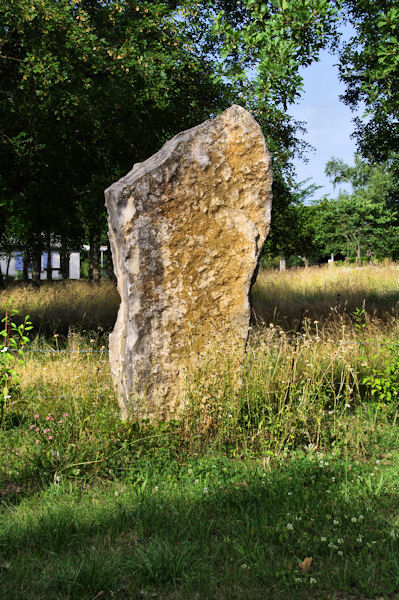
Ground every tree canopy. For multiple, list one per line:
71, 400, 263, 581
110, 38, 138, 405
311, 155, 399, 263
339, 0, 399, 161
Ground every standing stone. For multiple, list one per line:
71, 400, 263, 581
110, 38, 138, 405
105, 105, 273, 420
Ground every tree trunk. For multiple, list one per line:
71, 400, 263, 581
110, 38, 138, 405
300, 256, 309, 268
46, 235, 52, 281
356, 244, 361, 266
279, 257, 286, 271
0, 262, 4, 289
23, 252, 29, 282
31, 247, 42, 285
105, 246, 116, 283
93, 243, 100, 283
60, 243, 69, 280
5, 254, 11, 281
88, 232, 100, 283
88, 233, 93, 282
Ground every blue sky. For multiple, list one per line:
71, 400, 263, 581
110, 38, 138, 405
289, 43, 360, 200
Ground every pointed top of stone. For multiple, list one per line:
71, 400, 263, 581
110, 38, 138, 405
105, 105, 266, 200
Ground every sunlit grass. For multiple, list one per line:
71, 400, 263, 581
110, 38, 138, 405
253, 262, 399, 331
0, 280, 120, 338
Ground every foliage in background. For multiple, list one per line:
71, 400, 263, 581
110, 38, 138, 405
312, 155, 399, 263
265, 152, 399, 267
339, 0, 399, 161
311, 195, 398, 264
204, 0, 340, 249
262, 178, 321, 265
263, 0, 399, 264
1, 0, 398, 275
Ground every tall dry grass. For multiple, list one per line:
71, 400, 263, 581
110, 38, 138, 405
10, 312, 398, 458
1, 263, 398, 459
2, 263, 398, 338
182, 317, 396, 453
0, 280, 120, 338
252, 262, 399, 332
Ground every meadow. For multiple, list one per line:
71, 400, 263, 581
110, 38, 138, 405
1, 263, 399, 599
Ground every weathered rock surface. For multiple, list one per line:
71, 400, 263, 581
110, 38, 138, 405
105, 104, 273, 420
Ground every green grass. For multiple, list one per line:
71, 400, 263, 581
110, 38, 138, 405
1, 265, 399, 598
2, 445, 399, 599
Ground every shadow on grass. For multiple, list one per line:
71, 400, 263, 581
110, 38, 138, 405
1, 456, 399, 599
0, 281, 120, 338
2, 274, 399, 338
252, 285, 399, 332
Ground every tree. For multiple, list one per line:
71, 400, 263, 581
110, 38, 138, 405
312, 193, 398, 263
262, 178, 321, 265
339, 0, 399, 161
325, 153, 399, 214
312, 155, 399, 263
